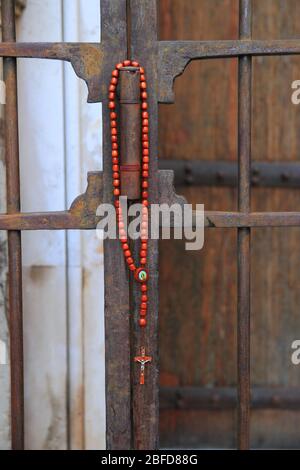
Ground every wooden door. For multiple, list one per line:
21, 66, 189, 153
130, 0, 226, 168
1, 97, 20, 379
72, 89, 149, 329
159, 0, 300, 449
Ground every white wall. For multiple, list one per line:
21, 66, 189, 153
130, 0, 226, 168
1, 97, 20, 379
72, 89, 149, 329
0, 0, 105, 450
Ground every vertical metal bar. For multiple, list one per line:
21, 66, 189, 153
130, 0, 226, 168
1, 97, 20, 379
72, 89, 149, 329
101, 0, 132, 450
131, 0, 159, 450
237, 0, 252, 450
1, 0, 24, 450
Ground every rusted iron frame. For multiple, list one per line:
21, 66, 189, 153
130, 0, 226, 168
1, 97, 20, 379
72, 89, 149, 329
0, 171, 103, 231
0, 37, 299, 105
158, 38, 300, 103
237, 0, 252, 451
1, 0, 300, 452
0, 42, 104, 103
100, 0, 132, 451
159, 160, 300, 188
160, 387, 300, 411
4, 209, 300, 231
1, 0, 24, 451
130, 0, 159, 451
203, 211, 300, 228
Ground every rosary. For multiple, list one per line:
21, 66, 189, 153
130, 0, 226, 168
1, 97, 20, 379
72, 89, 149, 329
108, 59, 152, 385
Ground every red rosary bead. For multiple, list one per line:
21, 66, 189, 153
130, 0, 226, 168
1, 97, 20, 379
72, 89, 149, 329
139, 318, 147, 327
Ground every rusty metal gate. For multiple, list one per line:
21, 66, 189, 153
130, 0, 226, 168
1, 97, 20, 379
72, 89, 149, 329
2, 0, 300, 450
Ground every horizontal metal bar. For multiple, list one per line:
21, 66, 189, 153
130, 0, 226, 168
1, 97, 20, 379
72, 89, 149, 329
0, 171, 103, 230
203, 211, 300, 228
0, 42, 104, 102
159, 160, 300, 188
158, 39, 300, 102
1, 210, 300, 230
0, 170, 297, 231
160, 386, 300, 410
0, 211, 94, 230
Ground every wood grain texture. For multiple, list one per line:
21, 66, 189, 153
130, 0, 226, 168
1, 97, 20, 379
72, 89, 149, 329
131, 0, 160, 450
159, 0, 300, 449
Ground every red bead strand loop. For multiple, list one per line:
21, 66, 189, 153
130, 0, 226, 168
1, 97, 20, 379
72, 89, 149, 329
108, 60, 149, 328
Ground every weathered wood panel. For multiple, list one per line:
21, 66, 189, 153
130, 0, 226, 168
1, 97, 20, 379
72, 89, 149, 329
159, 0, 300, 448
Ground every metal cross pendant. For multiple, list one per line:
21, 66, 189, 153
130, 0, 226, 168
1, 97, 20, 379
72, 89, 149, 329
134, 347, 152, 385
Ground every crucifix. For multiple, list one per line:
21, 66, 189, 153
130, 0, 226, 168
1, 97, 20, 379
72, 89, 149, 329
134, 347, 152, 385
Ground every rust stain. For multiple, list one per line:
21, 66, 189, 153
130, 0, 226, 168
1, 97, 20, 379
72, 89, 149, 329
29, 265, 54, 283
